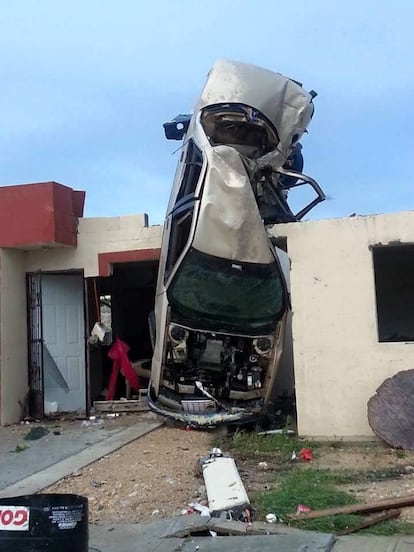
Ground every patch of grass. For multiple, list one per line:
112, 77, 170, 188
361, 519, 414, 536
254, 469, 359, 533
222, 429, 314, 459
253, 468, 414, 535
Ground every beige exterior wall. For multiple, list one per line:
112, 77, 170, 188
25, 215, 162, 276
0, 249, 28, 425
276, 211, 414, 439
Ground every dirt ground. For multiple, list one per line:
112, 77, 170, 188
46, 422, 414, 525
318, 445, 414, 523
47, 424, 217, 523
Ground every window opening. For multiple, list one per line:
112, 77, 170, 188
373, 245, 414, 342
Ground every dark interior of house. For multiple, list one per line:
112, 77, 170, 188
87, 260, 159, 403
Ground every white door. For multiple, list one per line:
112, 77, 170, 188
42, 274, 86, 413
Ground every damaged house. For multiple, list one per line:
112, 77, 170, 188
0, 183, 413, 440
0, 181, 161, 424
0, 61, 412, 440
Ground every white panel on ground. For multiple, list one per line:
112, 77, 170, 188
202, 456, 250, 516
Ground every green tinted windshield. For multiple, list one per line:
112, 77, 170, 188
168, 248, 285, 332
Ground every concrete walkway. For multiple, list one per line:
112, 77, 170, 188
0, 420, 162, 498
89, 517, 414, 551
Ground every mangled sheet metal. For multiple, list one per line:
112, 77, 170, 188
192, 144, 274, 264
148, 60, 325, 427
196, 59, 316, 173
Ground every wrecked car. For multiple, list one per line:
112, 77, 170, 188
148, 59, 325, 426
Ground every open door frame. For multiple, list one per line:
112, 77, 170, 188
27, 271, 44, 419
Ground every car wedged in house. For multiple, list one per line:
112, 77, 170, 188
148, 60, 325, 426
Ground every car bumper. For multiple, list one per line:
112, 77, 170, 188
147, 385, 261, 428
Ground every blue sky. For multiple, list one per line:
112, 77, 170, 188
0, 1, 412, 224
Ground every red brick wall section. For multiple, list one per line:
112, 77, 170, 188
0, 183, 55, 248
0, 182, 85, 249
98, 249, 161, 276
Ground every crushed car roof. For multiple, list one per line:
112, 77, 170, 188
195, 59, 316, 170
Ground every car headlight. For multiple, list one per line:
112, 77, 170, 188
168, 324, 188, 344
253, 336, 273, 355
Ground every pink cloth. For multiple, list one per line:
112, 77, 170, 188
105, 338, 140, 401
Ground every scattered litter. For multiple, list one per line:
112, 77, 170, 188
296, 504, 312, 515
265, 513, 277, 523
258, 461, 268, 470
151, 509, 160, 516
81, 418, 104, 428
11, 442, 29, 453
91, 321, 107, 343
299, 448, 313, 462
291, 450, 297, 461
188, 502, 211, 517
180, 507, 195, 515
90, 480, 105, 488
24, 426, 50, 440
106, 413, 120, 418
53, 430, 61, 436
257, 429, 295, 436
209, 530, 217, 537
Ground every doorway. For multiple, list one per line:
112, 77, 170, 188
86, 260, 158, 403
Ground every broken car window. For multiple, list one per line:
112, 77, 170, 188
168, 248, 285, 333
164, 207, 194, 281
176, 140, 203, 202
201, 103, 279, 159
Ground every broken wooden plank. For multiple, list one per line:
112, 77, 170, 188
337, 509, 401, 535
288, 494, 414, 520
368, 369, 414, 449
93, 400, 149, 413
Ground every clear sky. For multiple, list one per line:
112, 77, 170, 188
0, 1, 412, 225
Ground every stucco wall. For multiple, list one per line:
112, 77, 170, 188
277, 211, 414, 439
0, 249, 28, 425
25, 215, 162, 276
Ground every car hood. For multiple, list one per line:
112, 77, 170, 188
192, 144, 275, 264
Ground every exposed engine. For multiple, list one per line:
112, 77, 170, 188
161, 324, 275, 409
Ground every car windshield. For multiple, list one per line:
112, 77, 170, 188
168, 248, 285, 332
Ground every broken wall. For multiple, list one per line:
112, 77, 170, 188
277, 211, 414, 439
